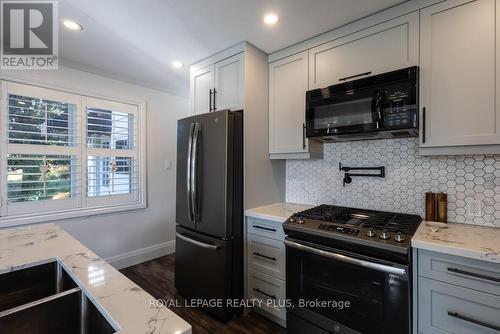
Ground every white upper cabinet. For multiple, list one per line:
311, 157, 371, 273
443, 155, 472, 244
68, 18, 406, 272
269, 51, 310, 156
420, 0, 500, 149
214, 53, 244, 111
190, 53, 244, 115
190, 65, 214, 115
308, 12, 419, 89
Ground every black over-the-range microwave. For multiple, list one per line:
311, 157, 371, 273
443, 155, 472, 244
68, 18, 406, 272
306, 66, 419, 142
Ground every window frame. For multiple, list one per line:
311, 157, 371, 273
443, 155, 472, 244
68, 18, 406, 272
0, 80, 147, 227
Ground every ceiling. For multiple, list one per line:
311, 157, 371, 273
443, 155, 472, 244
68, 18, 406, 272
59, 0, 407, 96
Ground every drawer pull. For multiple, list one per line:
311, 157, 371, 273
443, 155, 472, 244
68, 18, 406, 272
253, 288, 276, 300
339, 71, 372, 82
252, 252, 277, 261
447, 267, 500, 283
253, 225, 277, 232
448, 311, 500, 331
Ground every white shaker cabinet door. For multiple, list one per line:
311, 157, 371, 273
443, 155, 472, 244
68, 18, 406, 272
214, 53, 244, 111
420, 0, 500, 147
190, 64, 214, 115
308, 12, 419, 89
269, 51, 309, 155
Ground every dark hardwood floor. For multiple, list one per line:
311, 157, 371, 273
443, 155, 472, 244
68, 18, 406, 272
120, 254, 286, 334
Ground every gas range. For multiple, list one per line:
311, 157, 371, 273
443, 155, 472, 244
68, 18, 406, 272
284, 204, 422, 334
283, 204, 422, 256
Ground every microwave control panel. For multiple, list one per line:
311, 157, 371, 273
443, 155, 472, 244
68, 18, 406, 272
383, 89, 416, 128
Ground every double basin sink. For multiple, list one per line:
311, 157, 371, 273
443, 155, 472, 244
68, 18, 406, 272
0, 260, 117, 334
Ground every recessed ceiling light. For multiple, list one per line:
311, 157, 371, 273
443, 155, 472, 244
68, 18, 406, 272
63, 20, 83, 31
264, 13, 279, 25
172, 61, 184, 69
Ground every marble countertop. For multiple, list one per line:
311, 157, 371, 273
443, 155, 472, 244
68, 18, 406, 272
412, 221, 500, 263
245, 202, 313, 222
0, 223, 191, 334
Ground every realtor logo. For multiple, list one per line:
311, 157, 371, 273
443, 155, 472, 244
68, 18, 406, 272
1, 0, 58, 69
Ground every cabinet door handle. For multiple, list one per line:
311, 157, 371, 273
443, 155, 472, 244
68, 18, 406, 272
213, 88, 217, 111
447, 267, 500, 283
209, 89, 213, 112
339, 71, 372, 82
422, 107, 426, 143
253, 288, 276, 300
252, 252, 277, 261
448, 311, 500, 331
303, 123, 306, 150
253, 225, 277, 232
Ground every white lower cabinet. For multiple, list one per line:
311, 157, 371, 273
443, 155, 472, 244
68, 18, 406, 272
414, 249, 500, 334
247, 269, 286, 321
245, 216, 286, 326
247, 233, 285, 280
418, 278, 500, 334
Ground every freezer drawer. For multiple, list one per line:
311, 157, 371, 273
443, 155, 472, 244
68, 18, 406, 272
418, 277, 500, 334
174, 226, 236, 320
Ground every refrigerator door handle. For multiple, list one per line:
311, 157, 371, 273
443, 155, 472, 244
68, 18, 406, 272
176, 233, 221, 250
191, 122, 201, 221
187, 123, 195, 223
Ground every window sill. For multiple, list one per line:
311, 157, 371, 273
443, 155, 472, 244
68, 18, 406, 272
0, 201, 147, 228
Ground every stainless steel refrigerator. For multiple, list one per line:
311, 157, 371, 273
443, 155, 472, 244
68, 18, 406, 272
175, 109, 243, 321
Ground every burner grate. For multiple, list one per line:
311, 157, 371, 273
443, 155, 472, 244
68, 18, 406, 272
295, 205, 421, 235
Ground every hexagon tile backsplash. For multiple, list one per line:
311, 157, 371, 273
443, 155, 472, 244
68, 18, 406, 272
286, 138, 500, 227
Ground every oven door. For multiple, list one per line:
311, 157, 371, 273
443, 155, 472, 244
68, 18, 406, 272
306, 86, 383, 137
285, 238, 410, 334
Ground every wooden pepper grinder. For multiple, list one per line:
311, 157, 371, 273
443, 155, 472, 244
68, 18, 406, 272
425, 192, 437, 221
436, 192, 448, 223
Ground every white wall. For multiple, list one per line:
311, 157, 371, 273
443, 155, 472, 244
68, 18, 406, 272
1, 66, 189, 268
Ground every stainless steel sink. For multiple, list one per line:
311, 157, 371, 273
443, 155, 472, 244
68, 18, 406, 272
0, 261, 117, 334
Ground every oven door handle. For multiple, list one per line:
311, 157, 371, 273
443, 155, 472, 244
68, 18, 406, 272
284, 240, 407, 276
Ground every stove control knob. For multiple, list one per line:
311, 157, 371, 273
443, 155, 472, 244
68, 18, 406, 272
394, 232, 405, 243
366, 228, 376, 237
289, 216, 296, 223
380, 229, 390, 240
297, 217, 305, 225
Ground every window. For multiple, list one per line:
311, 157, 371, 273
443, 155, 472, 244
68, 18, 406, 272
83, 97, 140, 207
0, 82, 145, 224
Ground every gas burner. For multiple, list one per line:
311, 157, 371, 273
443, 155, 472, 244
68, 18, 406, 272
285, 204, 422, 254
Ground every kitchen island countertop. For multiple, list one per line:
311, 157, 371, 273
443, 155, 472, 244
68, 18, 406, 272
0, 223, 191, 334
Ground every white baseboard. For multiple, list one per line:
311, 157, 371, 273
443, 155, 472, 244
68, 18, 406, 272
105, 240, 175, 270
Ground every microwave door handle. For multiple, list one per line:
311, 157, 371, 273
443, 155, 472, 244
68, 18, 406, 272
284, 240, 407, 276
373, 90, 384, 128
187, 123, 195, 223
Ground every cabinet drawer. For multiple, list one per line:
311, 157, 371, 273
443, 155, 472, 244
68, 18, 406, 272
418, 250, 500, 296
247, 216, 285, 241
418, 277, 500, 334
247, 234, 285, 280
247, 269, 286, 320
